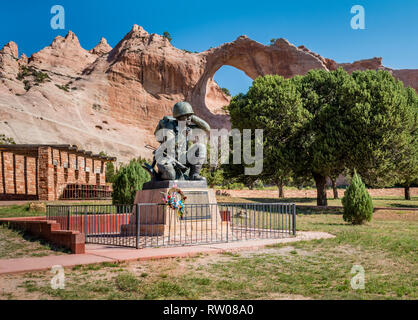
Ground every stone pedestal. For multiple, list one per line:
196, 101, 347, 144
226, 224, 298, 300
121, 180, 224, 237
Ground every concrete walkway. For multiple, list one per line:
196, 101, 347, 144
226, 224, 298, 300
0, 231, 334, 275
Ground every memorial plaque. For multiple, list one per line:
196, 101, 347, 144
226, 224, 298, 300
182, 191, 211, 220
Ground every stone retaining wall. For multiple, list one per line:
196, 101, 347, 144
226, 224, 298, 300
0, 216, 85, 254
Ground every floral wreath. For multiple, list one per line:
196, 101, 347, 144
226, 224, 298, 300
161, 184, 187, 219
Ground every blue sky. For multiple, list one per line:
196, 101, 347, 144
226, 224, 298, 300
0, 0, 417, 95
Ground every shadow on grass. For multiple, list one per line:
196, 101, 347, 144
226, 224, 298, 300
370, 196, 418, 201
388, 203, 418, 209
310, 222, 349, 226
4, 224, 71, 255
296, 206, 343, 215
243, 197, 316, 204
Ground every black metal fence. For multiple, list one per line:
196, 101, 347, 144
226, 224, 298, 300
59, 184, 112, 200
46, 203, 296, 248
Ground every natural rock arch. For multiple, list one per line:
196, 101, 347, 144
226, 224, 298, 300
190, 36, 328, 129
2, 25, 417, 162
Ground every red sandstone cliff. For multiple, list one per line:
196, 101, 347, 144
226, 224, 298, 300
0, 25, 416, 162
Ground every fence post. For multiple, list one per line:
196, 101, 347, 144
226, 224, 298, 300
226, 205, 229, 242
46, 205, 49, 220
292, 204, 296, 235
66, 207, 70, 231
136, 204, 140, 249
84, 206, 87, 242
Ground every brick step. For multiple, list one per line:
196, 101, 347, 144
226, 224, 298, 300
0, 217, 85, 254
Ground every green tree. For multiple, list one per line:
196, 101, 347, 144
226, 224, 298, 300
392, 87, 418, 199
228, 76, 308, 197
198, 142, 225, 188
201, 166, 224, 188
99, 151, 116, 183
342, 171, 373, 225
221, 87, 231, 96
329, 175, 339, 199
112, 159, 150, 205
227, 69, 417, 206
343, 70, 417, 189
262, 169, 292, 198
163, 31, 172, 43
105, 162, 116, 183
222, 161, 259, 189
291, 68, 356, 206
293, 68, 415, 206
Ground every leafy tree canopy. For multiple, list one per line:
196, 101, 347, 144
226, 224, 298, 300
112, 159, 150, 205
226, 68, 418, 205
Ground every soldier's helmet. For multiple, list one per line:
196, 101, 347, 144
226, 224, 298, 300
172, 101, 194, 119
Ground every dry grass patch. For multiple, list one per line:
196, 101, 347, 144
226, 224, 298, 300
0, 212, 416, 300
0, 224, 69, 259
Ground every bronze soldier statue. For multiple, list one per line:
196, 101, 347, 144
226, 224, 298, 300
144, 101, 210, 181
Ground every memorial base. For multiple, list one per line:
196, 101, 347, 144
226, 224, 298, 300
120, 180, 223, 237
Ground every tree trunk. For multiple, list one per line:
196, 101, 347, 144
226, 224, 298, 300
331, 177, 338, 199
313, 173, 328, 206
405, 186, 411, 200
277, 182, 284, 198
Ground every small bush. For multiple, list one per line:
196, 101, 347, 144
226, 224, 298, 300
254, 180, 265, 190
226, 182, 245, 190
112, 159, 150, 205
34, 70, 50, 83
115, 273, 141, 292
341, 172, 373, 225
163, 31, 172, 43
221, 87, 231, 96
106, 161, 116, 183
55, 84, 69, 92
23, 80, 31, 91
16, 66, 50, 84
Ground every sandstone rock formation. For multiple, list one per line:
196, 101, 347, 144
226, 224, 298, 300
89, 37, 112, 56
0, 25, 416, 163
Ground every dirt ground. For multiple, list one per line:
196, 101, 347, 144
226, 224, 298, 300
219, 187, 418, 199
373, 210, 418, 221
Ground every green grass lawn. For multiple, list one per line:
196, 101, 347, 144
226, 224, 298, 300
1, 211, 416, 300
0, 224, 70, 259
0, 200, 113, 219
0, 196, 415, 219
217, 195, 418, 209
0, 204, 42, 218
